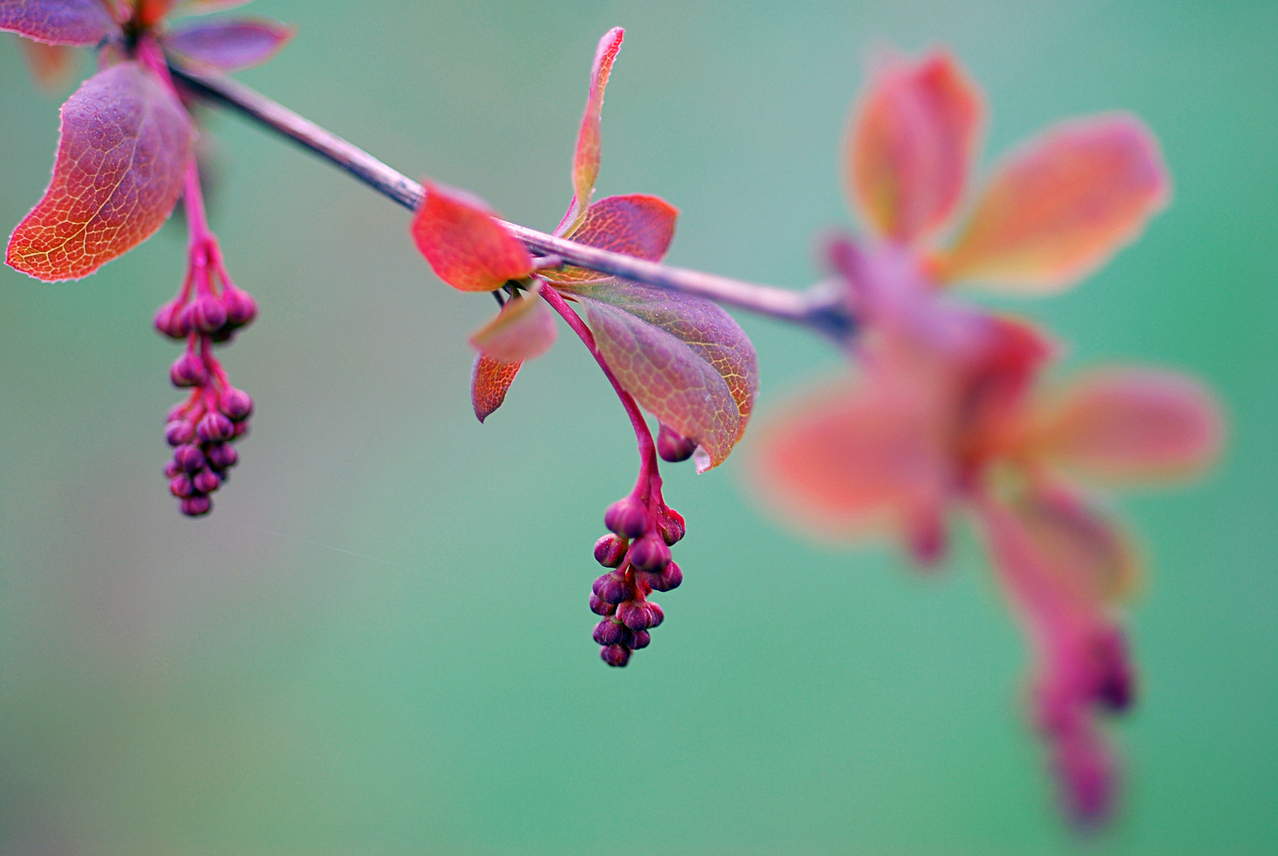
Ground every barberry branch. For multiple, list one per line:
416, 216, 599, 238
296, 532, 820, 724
167, 59, 856, 343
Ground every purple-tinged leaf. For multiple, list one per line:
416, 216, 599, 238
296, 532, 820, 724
0, 0, 118, 45
560, 279, 758, 471
543, 194, 678, 285
163, 18, 294, 72
471, 354, 522, 423
468, 281, 558, 363
7, 61, 195, 281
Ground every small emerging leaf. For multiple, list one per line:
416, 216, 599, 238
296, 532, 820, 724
468, 281, 558, 363
0, 0, 118, 45
471, 354, 522, 423
163, 18, 295, 72
561, 279, 758, 471
543, 194, 678, 284
8, 61, 195, 281
937, 114, 1170, 292
561, 27, 624, 235
411, 182, 534, 292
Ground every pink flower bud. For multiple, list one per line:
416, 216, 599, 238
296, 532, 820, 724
605, 497, 650, 539
219, 387, 253, 421
600, 644, 631, 667
169, 351, 207, 388
657, 424, 697, 462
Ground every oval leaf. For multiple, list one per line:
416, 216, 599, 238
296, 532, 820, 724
0, 0, 117, 45
542, 194, 678, 285
937, 114, 1170, 292
8, 61, 195, 281
163, 18, 295, 72
471, 354, 522, 423
468, 282, 558, 363
562, 279, 758, 471
847, 50, 983, 244
411, 182, 534, 292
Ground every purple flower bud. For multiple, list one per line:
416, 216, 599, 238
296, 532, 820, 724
626, 629, 651, 650
190, 295, 227, 333
219, 387, 254, 421
163, 459, 183, 479
206, 442, 238, 469
169, 474, 194, 498
231, 421, 250, 440
627, 535, 671, 573
592, 572, 633, 605
605, 497, 650, 539
593, 534, 628, 568
600, 644, 631, 667
658, 509, 686, 546
169, 351, 207, 388
588, 593, 615, 616
593, 619, 626, 647
651, 561, 683, 592
153, 300, 189, 339
180, 495, 212, 516
193, 468, 222, 494
657, 424, 697, 463
165, 420, 196, 446
174, 443, 206, 473
618, 601, 660, 631
223, 288, 258, 327
197, 412, 235, 443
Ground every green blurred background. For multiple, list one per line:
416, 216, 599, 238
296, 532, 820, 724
1, 1, 1274, 853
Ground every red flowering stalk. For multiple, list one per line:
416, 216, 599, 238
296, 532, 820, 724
3, 0, 293, 515
411, 29, 758, 664
748, 50, 1223, 824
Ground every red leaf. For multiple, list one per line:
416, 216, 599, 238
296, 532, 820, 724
543, 194, 678, 285
163, 18, 295, 72
561, 27, 624, 235
0, 0, 118, 45
471, 354, 522, 423
410, 182, 534, 292
7, 61, 195, 281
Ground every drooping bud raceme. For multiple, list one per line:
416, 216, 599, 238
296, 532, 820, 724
156, 164, 256, 517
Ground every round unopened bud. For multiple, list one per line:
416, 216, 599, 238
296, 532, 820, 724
153, 300, 189, 339
223, 288, 258, 327
193, 468, 222, 494
626, 629, 651, 650
197, 411, 235, 443
169, 351, 207, 388
163, 459, 183, 479
180, 495, 212, 516
174, 443, 206, 473
219, 387, 253, 421
651, 561, 683, 592
593, 534, 628, 568
600, 644, 631, 667
658, 509, 686, 546
206, 442, 238, 470
604, 497, 650, 539
618, 600, 659, 631
592, 619, 625, 647
165, 419, 195, 446
169, 474, 194, 498
231, 421, 250, 439
588, 593, 615, 616
627, 535, 671, 573
657, 424, 697, 463
592, 572, 633, 605
190, 295, 227, 333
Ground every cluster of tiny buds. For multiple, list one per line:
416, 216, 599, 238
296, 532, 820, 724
589, 493, 686, 666
163, 381, 252, 516
154, 284, 257, 343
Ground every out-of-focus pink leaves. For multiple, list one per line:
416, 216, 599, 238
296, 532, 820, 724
937, 115, 1170, 292
164, 18, 294, 72
471, 355, 522, 423
563, 279, 758, 471
411, 182, 534, 292
1033, 370, 1223, 484
0, 0, 118, 45
135, 0, 177, 28
847, 50, 982, 244
8, 61, 195, 281
468, 281, 558, 363
542, 194, 678, 284
563, 26, 623, 235
20, 38, 76, 89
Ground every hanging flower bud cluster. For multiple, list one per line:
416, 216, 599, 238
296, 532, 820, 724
155, 230, 256, 516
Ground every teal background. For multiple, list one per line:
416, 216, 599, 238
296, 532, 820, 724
1, 1, 1274, 853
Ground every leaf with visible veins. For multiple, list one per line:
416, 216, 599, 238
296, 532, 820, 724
8, 61, 195, 282
164, 18, 295, 72
542, 194, 678, 285
560, 27, 624, 235
561, 279, 758, 471
471, 355, 522, 423
0, 0, 118, 45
